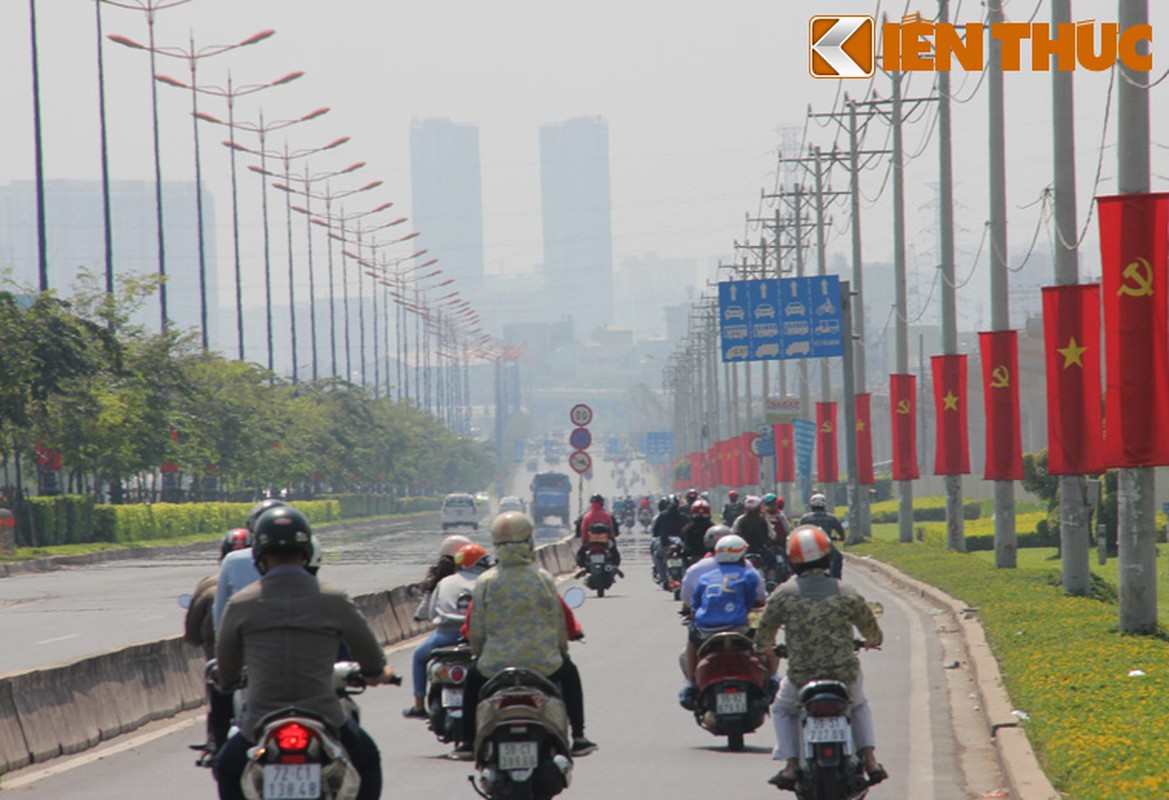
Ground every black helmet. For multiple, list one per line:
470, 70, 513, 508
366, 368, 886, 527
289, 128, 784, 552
252, 506, 313, 570
589, 493, 604, 505
588, 521, 612, 534
246, 498, 287, 533
657, 497, 670, 511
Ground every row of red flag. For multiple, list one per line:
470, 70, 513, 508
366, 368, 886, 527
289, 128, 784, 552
674, 192, 1169, 485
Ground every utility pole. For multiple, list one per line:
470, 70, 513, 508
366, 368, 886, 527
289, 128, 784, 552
1117, 0, 1156, 633
938, 0, 965, 551
840, 281, 860, 541
1051, 0, 1089, 594
988, 0, 1016, 568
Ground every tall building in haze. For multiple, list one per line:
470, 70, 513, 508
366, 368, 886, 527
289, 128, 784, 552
409, 119, 485, 294
540, 116, 613, 337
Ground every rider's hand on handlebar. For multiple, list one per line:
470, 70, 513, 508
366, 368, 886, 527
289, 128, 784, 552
365, 666, 399, 686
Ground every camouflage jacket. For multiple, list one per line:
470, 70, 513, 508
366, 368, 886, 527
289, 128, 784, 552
469, 541, 567, 678
754, 571, 882, 687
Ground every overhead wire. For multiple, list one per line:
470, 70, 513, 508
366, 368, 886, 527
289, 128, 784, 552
1055, 65, 1116, 252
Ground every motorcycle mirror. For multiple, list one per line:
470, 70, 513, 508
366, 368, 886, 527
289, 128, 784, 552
563, 586, 586, 609
868, 601, 884, 618
178, 593, 192, 609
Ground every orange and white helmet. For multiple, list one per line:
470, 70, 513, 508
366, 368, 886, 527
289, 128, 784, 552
714, 534, 749, 563
455, 543, 489, 570
787, 525, 833, 565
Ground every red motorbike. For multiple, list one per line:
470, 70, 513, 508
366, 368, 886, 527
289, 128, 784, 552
690, 631, 773, 751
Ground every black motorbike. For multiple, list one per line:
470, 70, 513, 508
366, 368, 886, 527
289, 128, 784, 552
426, 642, 475, 744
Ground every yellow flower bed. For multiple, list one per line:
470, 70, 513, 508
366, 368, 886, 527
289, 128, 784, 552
853, 540, 1169, 799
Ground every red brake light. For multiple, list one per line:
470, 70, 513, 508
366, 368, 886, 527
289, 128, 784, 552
449, 665, 467, 684
274, 722, 313, 752
806, 699, 848, 717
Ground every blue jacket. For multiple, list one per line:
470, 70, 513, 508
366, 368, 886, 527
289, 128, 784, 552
691, 563, 761, 631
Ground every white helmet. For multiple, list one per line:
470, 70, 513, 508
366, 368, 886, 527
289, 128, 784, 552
809, 493, 828, 510
787, 525, 832, 565
743, 495, 762, 511
440, 535, 473, 557
714, 534, 749, 563
491, 511, 533, 545
704, 523, 733, 551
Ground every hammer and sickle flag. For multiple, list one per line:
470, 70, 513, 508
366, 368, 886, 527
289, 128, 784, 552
1098, 193, 1169, 467
816, 402, 838, 484
979, 330, 1023, 481
774, 422, 796, 484
931, 355, 970, 476
1042, 283, 1104, 475
890, 374, 919, 480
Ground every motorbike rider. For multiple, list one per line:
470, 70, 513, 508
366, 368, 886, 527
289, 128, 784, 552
683, 487, 700, 516
732, 495, 778, 575
651, 495, 688, 585
184, 528, 250, 761
678, 524, 766, 620
722, 489, 745, 527
403, 543, 490, 720
678, 534, 764, 708
214, 506, 395, 800
413, 534, 473, 624
797, 493, 846, 579
680, 498, 715, 563
213, 498, 286, 633
753, 525, 886, 791
456, 512, 597, 760
575, 493, 622, 571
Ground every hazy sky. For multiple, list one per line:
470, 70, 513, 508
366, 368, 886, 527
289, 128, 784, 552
0, 1, 1165, 336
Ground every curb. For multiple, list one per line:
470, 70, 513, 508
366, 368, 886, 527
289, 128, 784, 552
846, 553, 1059, 800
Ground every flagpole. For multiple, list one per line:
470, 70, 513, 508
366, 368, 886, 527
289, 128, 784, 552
1051, 0, 1090, 596
1116, 0, 1156, 634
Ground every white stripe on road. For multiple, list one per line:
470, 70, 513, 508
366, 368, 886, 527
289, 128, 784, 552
35, 634, 80, 645
883, 586, 935, 800
138, 615, 164, 622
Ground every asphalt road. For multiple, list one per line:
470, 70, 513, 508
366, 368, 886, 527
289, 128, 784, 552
3, 537, 1007, 799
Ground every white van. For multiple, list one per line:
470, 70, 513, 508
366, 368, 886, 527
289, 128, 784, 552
441, 493, 480, 530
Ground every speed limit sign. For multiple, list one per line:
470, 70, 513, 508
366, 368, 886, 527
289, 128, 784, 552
569, 450, 592, 475
569, 403, 593, 427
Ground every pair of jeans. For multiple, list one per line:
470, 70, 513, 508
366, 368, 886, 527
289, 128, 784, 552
411, 628, 463, 700
460, 659, 586, 746
215, 717, 381, 800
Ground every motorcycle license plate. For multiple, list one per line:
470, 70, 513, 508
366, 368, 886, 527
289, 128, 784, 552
263, 763, 321, 800
715, 691, 749, 715
590, 554, 606, 564
441, 687, 464, 707
805, 716, 850, 743
667, 558, 683, 569
498, 741, 539, 770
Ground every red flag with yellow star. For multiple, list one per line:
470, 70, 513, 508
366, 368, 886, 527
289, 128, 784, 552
855, 394, 875, 484
979, 330, 1023, 481
1098, 193, 1169, 467
890, 374, 919, 480
774, 423, 795, 483
931, 355, 970, 475
816, 402, 838, 484
1042, 284, 1104, 475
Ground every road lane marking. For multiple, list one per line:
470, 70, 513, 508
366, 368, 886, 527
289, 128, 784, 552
35, 633, 80, 645
882, 585, 935, 800
138, 615, 164, 622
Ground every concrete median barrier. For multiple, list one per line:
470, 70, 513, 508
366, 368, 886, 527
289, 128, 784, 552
0, 679, 30, 774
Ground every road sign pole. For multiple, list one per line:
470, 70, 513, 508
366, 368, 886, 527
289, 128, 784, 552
841, 282, 861, 543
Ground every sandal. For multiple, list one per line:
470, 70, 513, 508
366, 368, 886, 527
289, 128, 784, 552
866, 764, 889, 785
767, 770, 798, 791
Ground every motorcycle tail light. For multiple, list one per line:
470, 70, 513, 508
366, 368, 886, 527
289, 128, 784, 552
272, 722, 315, 753
806, 699, 848, 717
449, 665, 467, 683
491, 692, 544, 710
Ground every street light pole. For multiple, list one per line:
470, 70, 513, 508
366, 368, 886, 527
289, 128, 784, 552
29, 0, 48, 291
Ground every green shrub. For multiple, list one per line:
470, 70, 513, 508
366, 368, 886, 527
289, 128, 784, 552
869, 496, 982, 524
322, 494, 441, 518
15, 496, 96, 546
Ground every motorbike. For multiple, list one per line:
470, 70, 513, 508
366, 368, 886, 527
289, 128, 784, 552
619, 507, 636, 531
784, 641, 881, 800
664, 538, 688, 600
689, 631, 773, 752
637, 507, 653, 532
236, 661, 399, 800
580, 527, 620, 598
467, 589, 586, 800
426, 642, 475, 744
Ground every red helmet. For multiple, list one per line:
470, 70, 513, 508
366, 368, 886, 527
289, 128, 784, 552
455, 543, 489, 570
690, 499, 711, 518
728, 490, 739, 500
220, 528, 250, 559
775, 497, 785, 510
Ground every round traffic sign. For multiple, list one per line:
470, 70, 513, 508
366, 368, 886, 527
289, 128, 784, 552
569, 450, 592, 475
569, 403, 593, 427
569, 427, 592, 451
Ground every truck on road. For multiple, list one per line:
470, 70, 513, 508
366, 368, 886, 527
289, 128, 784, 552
530, 471, 572, 527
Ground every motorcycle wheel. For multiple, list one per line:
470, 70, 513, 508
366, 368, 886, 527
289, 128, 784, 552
815, 765, 843, 798
727, 731, 745, 752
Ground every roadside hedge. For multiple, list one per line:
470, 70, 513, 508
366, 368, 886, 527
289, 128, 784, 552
13, 494, 437, 546
868, 496, 983, 523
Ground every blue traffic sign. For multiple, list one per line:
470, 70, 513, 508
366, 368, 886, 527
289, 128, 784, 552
643, 432, 674, 465
793, 418, 817, 481
569, 427, 592, 450
718, 276, 844, 362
